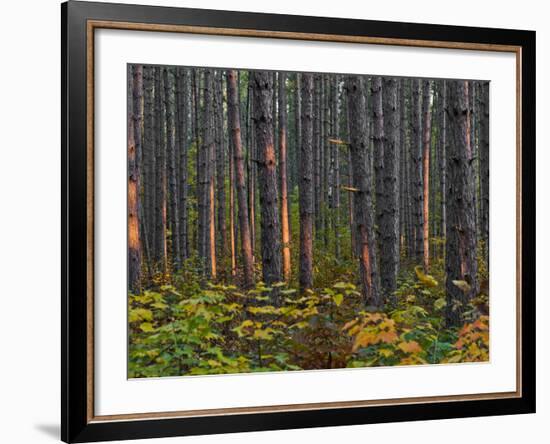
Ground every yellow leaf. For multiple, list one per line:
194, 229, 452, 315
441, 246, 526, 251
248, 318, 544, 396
452, 280, 472, 293
467, 342, 481, 358
332, 293, 344, 307
342, 319, 358, 331
253, 328, 275, 340
139, 322, 154, 332
414, 266, 438, 287
378, 348, 394, 358
434, 297, 446, 311
352, 330, 378, 352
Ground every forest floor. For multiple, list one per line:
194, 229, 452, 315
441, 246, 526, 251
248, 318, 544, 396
128, 255, 489, 378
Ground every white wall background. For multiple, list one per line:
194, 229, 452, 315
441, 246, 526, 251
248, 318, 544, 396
0, 1, 546, 443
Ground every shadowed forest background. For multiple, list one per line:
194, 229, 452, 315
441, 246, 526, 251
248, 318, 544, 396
127, 65, 490, 378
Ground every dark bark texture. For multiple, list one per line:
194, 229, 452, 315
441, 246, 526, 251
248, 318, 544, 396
251, 71, 282, 287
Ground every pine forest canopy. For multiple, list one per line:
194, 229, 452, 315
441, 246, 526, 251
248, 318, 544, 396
127, 65, 490, 378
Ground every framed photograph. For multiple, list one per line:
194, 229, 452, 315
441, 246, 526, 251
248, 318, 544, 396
62, 1, 535, 442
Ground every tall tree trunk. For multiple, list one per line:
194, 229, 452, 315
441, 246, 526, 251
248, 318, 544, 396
214, 72, 227, 264
299, 74, 314, 291
142, 66, 155, 277
445, 80, 478, 327
278, 72, 292, 282
422, 80, 432, 271
380, 77, 400, 301
438, 81, 447, 260
313, 75, 322, 232
479, 81, 489, 266
294, 73, 302, 194
372, 77, 385, 239
411, 79, 424, 263
251, 71, 282, 288
164, 67, 180, 271
399, 79, 411, 257
226, 74, 237, 277
128, 65, 142, 293
331, 76, 341, 259
345, 94, 356, 259
209, 75, 217, 280
198, 69, 215, 278
345, 76, 381, 308
246, 78, 256, 263
154, 67, 168, 273
227, 70, 254, 288
322, 76, 331, 249
175, 67, 189, 260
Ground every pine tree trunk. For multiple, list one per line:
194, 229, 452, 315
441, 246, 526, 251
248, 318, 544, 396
345, 76, 381, 308
142, 66, 155, 277
154, 67, 168, 273
198, 69, 214, 278
214, 72, 227, 263
313, 75, 321, 232
411, 79, 424, 263
175, 67, 189, 260
372, 77, 385, 239
445, 80, 478, 327
128, 65, 142, 293
227, 70, 254, 288
226, 74, 237, 277
278, 72, 292, 282
164, 67, 180, 271
439, 81, 447, 260
251, 71, 282, 288
246, 78, 256, 263
331, 76, 341, 259
299, 73, 314, 291
323, 76, 331, 249
380, 77, 400, 301
422, 80, 432, 271
399, 79, 410, 256
479, 81, 489, 266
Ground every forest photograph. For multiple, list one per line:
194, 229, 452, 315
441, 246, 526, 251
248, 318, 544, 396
127, 64, 490, 378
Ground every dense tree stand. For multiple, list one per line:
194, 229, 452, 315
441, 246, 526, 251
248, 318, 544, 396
128, 65, 491, 377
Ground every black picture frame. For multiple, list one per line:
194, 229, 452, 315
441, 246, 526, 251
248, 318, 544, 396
62, 1, 536, 442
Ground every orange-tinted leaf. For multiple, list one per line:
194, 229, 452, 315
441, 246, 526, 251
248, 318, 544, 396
398, 340, 422, 354
378, 331, 398, 344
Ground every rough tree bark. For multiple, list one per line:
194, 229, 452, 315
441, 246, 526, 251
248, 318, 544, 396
411, 79, 424, 263
227, 70, 254, 288
345, 76, 381, 308
175, 67, 189, 260
299, 74, 314, 291
479, 81, 489, 266
154, 67, 168, 273
164, 67, 181, 271
198, 69, 215, 278
422, 80, 432, 271
226, 74, 237, 277
313, 75, 322, 232
251, 71, 282, 288
438, 81, 447, 259
278, 72, 292, 282
445, 80, 478, 327
331, 76, 341, 259
142, 65, 155, 277
128, 65, 142, 293
214, 72, 227, 263
380, 77, 400, 301
372, 77, 385, 237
